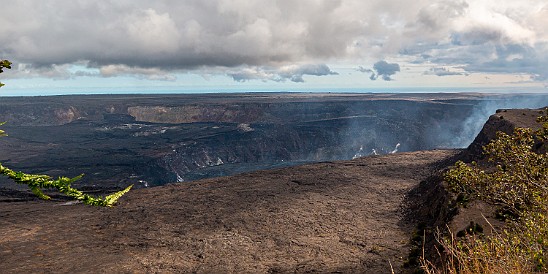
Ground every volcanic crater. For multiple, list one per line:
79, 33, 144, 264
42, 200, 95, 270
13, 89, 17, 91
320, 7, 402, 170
0, 93, 547, 273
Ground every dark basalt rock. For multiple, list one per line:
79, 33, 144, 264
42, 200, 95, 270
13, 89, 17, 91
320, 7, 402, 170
0, 93, 547, 191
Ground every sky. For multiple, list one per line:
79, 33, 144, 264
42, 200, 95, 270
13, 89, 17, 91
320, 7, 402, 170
1, 0, 548, 95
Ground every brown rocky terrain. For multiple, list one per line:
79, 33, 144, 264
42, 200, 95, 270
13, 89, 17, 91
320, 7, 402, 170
1, 149, 457, 273
0, 93, 546, 273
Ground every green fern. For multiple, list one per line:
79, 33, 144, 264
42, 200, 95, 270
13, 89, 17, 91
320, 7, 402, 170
0, 162, 133, 207
0, 59, 11, 88
0, 122, 6, 137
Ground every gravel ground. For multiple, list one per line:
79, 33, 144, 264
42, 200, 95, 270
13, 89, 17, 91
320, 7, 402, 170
0, 149, 457, 273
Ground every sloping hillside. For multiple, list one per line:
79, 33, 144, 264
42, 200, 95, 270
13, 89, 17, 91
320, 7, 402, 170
406, 107, 547, 270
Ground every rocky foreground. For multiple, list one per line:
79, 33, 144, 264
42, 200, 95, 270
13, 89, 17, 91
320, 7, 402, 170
0, 108, 545, 273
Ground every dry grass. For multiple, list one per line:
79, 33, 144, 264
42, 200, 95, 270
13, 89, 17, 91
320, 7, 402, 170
420, 110, 548, 273
421, 214, 548, 274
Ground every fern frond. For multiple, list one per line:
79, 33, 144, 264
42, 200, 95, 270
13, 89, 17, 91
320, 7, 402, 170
0, 122, 6, 137
30, 186, 51, 200
0, 162, 132, 207
1, 118, 132, 207
104, 184, 133, 207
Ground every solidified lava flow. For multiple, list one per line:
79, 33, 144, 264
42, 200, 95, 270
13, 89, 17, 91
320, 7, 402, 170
1, 92, 547, 190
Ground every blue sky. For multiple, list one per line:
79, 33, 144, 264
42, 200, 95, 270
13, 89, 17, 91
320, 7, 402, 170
1, 0, 547, 95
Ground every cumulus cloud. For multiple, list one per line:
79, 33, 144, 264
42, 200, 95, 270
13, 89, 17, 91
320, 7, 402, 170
463, 43, 548, 81
278, 64, 339, 82
0, 0, 546, 83
369, 61, 400, 81
0, 1, 357, 70
99, 65, 176, 81
425, 67, 468, 77
356, 66, 373, 74
400, 1, 548, 82
228, 64, 337, 83
4, 63, 74, 80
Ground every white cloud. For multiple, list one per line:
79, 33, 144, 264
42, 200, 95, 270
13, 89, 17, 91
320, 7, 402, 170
4, 63, 74, 80
424, 67, 467, 76
356, 66, 373, 73
99, 65, 177, 81
123, 9, 181, 55
228, 64, 338, 83
0, 0, 546, 84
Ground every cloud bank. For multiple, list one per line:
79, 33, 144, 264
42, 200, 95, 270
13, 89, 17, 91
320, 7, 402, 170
425, 67, 468, 76
229, 64, 338, 83
370, 61, 401, 81
0, 0, 547, 84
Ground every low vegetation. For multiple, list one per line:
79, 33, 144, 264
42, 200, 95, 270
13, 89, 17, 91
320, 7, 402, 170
1, 59, 132, 206
0, 162, 132, 206
0, 59, 10, 88
422, 109, 548, 273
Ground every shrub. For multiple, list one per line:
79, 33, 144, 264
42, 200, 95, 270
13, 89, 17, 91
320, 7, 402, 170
0, 59, 11, 88
422, 109, 548, 273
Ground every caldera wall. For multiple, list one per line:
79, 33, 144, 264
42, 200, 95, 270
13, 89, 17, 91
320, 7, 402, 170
1, 94, 547, 190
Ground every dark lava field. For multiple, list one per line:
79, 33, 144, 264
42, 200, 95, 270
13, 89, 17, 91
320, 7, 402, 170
1, 92, 547, 191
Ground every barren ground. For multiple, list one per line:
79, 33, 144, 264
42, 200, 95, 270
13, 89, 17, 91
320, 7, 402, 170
0, 149, 457, 273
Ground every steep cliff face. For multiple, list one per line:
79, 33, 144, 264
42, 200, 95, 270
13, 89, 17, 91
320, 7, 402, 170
128, 105, 266, 124
464, 108, 546, 160
0, 103, 85, 126
156, 118, 405, 182
406, 107, 547, 265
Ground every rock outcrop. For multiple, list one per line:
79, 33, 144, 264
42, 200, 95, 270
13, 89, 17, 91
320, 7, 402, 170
464, 108, 547, 160
406, 107, 547, 267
